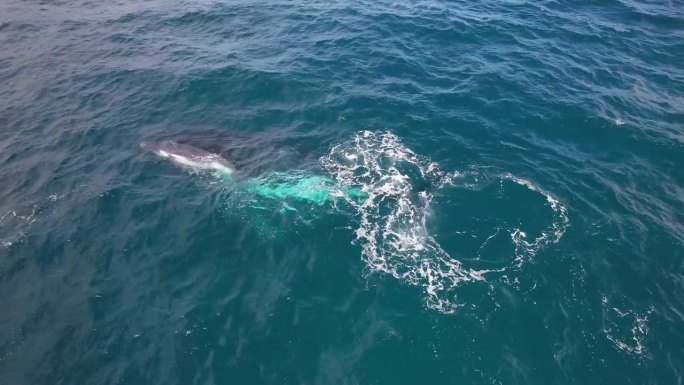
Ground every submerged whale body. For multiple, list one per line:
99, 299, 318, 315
140, 140, 234, 175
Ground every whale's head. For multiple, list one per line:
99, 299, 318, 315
140, 140, 158, 152
140, 140, 176, 158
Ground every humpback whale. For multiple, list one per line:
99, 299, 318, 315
140, 140, 234, 176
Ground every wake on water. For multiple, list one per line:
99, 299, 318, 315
210, 130, 569, 313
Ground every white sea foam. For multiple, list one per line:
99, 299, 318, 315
321, 131, 485, 312
0, 206, 38, 249
321, 131, 570, 313
602, 294, 652, 357
504, 174, 570, 266
0, 192, 70, 249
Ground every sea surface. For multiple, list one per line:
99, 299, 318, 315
1, 1, 683, 384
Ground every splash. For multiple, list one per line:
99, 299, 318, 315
321, 131, 486, 312
321, 131, 570, 313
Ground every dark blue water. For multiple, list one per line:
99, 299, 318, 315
1, 1, 683, 384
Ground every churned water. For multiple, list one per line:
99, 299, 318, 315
1, 1, 683, 384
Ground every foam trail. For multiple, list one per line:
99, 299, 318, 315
321, 131, 487, 312
504, 174, 570, 266
321, 131, 571, 313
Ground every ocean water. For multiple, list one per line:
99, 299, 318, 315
1, 0, 683, 384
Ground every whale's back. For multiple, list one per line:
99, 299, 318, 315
141, 140, 234, 174
157, 141, 214, 159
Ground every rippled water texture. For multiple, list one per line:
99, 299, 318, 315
1, 1, 683, 384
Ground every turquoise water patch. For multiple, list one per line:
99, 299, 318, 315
244, 172, 366, 205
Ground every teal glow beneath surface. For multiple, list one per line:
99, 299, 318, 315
244, 172, 366, 204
